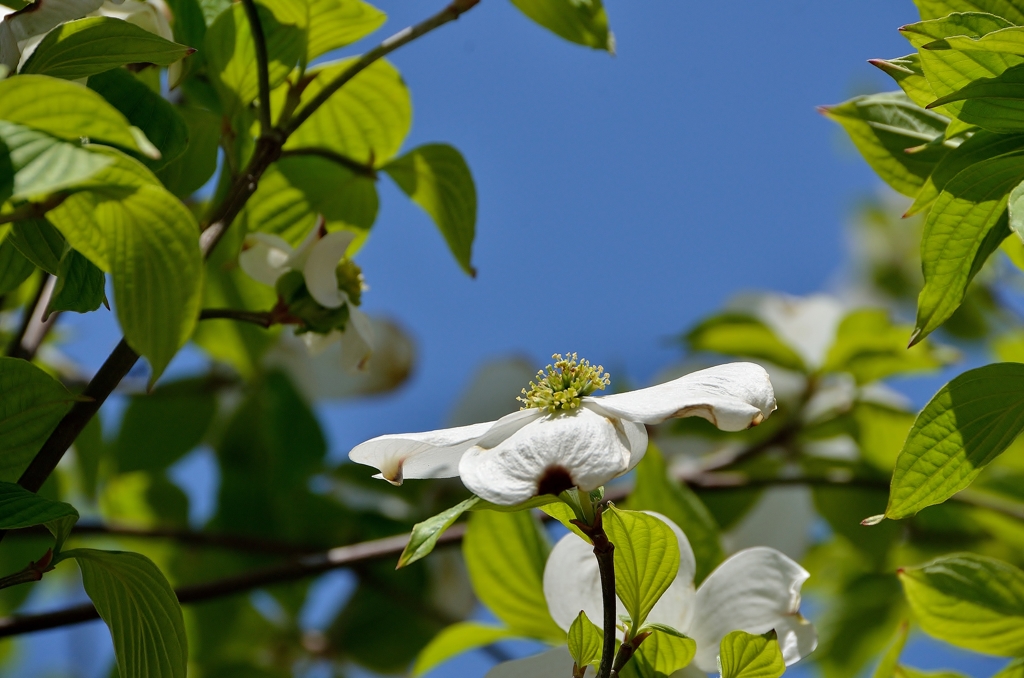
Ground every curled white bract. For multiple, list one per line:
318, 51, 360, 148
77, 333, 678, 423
348, 362, 776, 505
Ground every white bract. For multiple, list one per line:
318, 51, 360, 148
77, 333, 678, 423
239, 224, 374, 372
349, 355, 775, 506
487, 514, 816, 677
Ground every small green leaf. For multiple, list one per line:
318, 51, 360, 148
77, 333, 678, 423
69, 548, 187, 678
47, 151, 203, 383
621, 629, 697, 678
384, 144, 476, 276
928, 63, 1024, 133
282, 57, 411, 165
463, 509, 562, 640
0, 481, 79, 551
872, 622, 909, 678
48, 249, 106, 315
899, 553, 1024, 656
718, 630, 786, 678
88, 68, 190, 169
626, 444, 722, 584
870, 54, 936, 108
886, 363, 1024, 519
115, 378, 217, 472
933, 25, 1024, 57
913, 1, 1024, 24
914, 151, 1024, 342
510, 0, 612, 52
0, 357, 77, 482
260, 0, 384, 66
821, 308, 954, 383
0, 240, 36, 295
1010, 176, 1024, 239
821, 92, 949, 197
568, 610, 603, 670
685, 312, 805, 372
20, 16, 193, 80
602, 506, 680, 630
540, 500, 591, 542
0, 75, 155, 156
205, 2, 303, 115
398, 496, 480, 568
7, 219, 65, 275
413, 622, 518, 676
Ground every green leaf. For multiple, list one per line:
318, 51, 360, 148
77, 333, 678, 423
413, 622, 518, 677
510, 0, 612, 52
870, 54, 937, 108
261, 0, 384, 66
7, 219, 64, 275
463, 508, 562, 640
896, 667, 970, 678
0, 481, 78, 550
384, 144, 477, 276
821, 92, 949, 197
872, 622, 909, 678
20, 16, 193, 80
0, 357, 77, 482
718, 630, 786, 678
48, 248, 106, 315
88, 68, 190, 169
0, 75, 156, 157
398, 496, 480, 568
47, 151, 203, 383
885, 363, 1024, 519
914, 151, 1024, 342
908, 130, 1024, 216
914, 0, 1024, 24
0, 120, 114, 201
1010, 176, 1024, 239
567, 610, 603, 670
69, 548, 187, 678
621, 629, 697, 678
821, 308, 953, 383
205, 2, 303, 115
282, 57, 411, 165
928, 63, 1024, 133
115, 378, 217, 472
602, 506, 680, 629
155, 106, 220, 198
243, 154, 377, 246
994, 659, 1024, 678
626, 444, 722, 584
685, 312, 806, 373
0, 239, 36, 294
934, 25, 1024, 57
902, 13, 1022, 118
899, 553, 1024, 656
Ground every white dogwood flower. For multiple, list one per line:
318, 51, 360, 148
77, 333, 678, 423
239, 225, 374, 372
486, 514, 816, 677
349, 355, 775, 506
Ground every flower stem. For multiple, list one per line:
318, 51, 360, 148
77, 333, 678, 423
576, 506, 616, 678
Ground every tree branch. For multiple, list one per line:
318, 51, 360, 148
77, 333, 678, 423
199, 308, 276, 328
0, 194, 67, 226
68, 523, 322, 556
240, 0, 273, 136
279, 148, 377, 179
283, 0, 480, 136
574, 505, 616, 678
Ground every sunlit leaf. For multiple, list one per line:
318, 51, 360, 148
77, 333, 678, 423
413, 622, 517, 676
0, 120, 113, 201
7, 218, 64, 275
913, 0, 1024, 24
718, 630, 785, 678
568, 610, 603, 670
928, 63, 1024, 133
685, 312, 805, 372
510, 0, 612, 51
620, 629, 697, 678
871, 54, 936, 108
0, 239, 36, 294
602, 506, 680, 629
872, 622, 909, 678
399, 496, 480, 568
49, 248, 106, 315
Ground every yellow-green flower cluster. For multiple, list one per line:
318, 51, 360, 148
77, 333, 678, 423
518, 353, 610, 413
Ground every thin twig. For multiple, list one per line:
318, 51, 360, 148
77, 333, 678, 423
574, 506, 616, 678
279, 148, 378, 179
199, 308, 276, 328
239, 0, 273, 136
5, 274, 53, 360
283, 0, 480, 135
68, 523, 322, 556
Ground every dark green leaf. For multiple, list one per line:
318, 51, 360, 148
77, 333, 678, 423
0, 239, 36, 295
20, 16, 193, 80
0, 357, 77, 481
69, 548, 188, 678
0, 480, 78, 550
510, 0, 612, 51
155, 106, 220, 198
48, 248, 106, 315
7, 219, 64, 275
115, 378, 217, 472
384, 144, 476, 275
885, 363, 1024, 519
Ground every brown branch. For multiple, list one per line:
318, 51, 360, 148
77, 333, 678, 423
68, 524, 323, 556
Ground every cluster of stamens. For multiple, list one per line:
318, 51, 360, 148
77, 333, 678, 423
518, 353, 610, 413
336, 260, 366, 306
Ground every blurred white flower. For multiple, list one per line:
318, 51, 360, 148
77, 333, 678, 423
487, 513, 816, 676
730, 293, 846, 370
240, 224, 374, 373
349, 356, 775, 506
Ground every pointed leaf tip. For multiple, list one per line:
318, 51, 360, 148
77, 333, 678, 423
862, 514, 886, 526
907, 327, 923, 348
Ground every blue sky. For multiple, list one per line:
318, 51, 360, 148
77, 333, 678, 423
32, 1, 1013, 677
